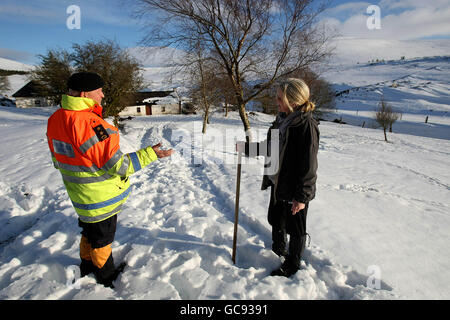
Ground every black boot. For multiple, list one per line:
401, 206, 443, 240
288, 234, 307, 265
80, 259, 94, 277
270, 233, 309, 277
272, 228, 288, 257
272, 245, 288, 258
270, 258, 300, 278
95, 258, 127, 289
94, 254, 116, 288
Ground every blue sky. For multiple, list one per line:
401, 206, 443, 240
0, 0, 144, 64
1, 0, 449, 65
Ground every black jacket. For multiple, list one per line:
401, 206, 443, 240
247, 111, 319, 203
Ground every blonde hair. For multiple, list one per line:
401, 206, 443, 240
277, 78, 315, 113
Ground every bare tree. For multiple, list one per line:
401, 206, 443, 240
278, 66, 336, 117
134, 0, 333, 140
214, 72, 237, 117
0, 75, 11, 94
72, 39, 144, 127
32, 40, 143, 127
254, 86, 278, 114
187, 41, 222, 133
252, 66, 336, 116
375, 97, 400, 142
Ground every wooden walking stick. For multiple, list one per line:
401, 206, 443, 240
232, 151, 242, 264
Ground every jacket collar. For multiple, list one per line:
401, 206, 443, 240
287, 110, 312, 128
61, 94, 103, 118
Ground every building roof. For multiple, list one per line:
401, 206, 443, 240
132, 90, 174, 105
12, 81, 45, 98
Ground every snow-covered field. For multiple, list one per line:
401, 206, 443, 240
1, 39, 449, 300
323, 55, 450, 140
0, 103, 449, 300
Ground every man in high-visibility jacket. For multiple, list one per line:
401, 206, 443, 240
47, 72, 173, 287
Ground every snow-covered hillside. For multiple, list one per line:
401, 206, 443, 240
322, 55, 450, 140
327, 38, 450, 66
127, 47, 187, 92
0, 105, 449, 300
0, 39, 449, 300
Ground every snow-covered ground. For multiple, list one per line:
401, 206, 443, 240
322, 55, 450, 141
326, 38, 450, 66
1, 39, 449, 300
0, 103, 449, 300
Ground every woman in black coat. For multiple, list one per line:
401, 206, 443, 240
240, 78, 319, 277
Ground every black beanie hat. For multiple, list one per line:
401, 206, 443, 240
67, 72, 104, 92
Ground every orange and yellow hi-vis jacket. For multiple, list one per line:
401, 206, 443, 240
46, 94, 157, 223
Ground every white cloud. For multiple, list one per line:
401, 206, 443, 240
0, 3, 61, 22
322, 1, 371, 18
321, 0, 450, 40
0, 1, 139, 27
378, 0, 449, 11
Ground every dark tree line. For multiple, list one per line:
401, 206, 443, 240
32, 39, 143, 127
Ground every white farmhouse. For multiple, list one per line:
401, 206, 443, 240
12, 81, 53, 108
119, 89, 181, 117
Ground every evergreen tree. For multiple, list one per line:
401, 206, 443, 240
32, 39, 143, 127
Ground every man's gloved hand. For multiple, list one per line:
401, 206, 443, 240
152, 142, 174, 159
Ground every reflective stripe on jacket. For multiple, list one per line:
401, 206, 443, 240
47, 94, 158, 223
